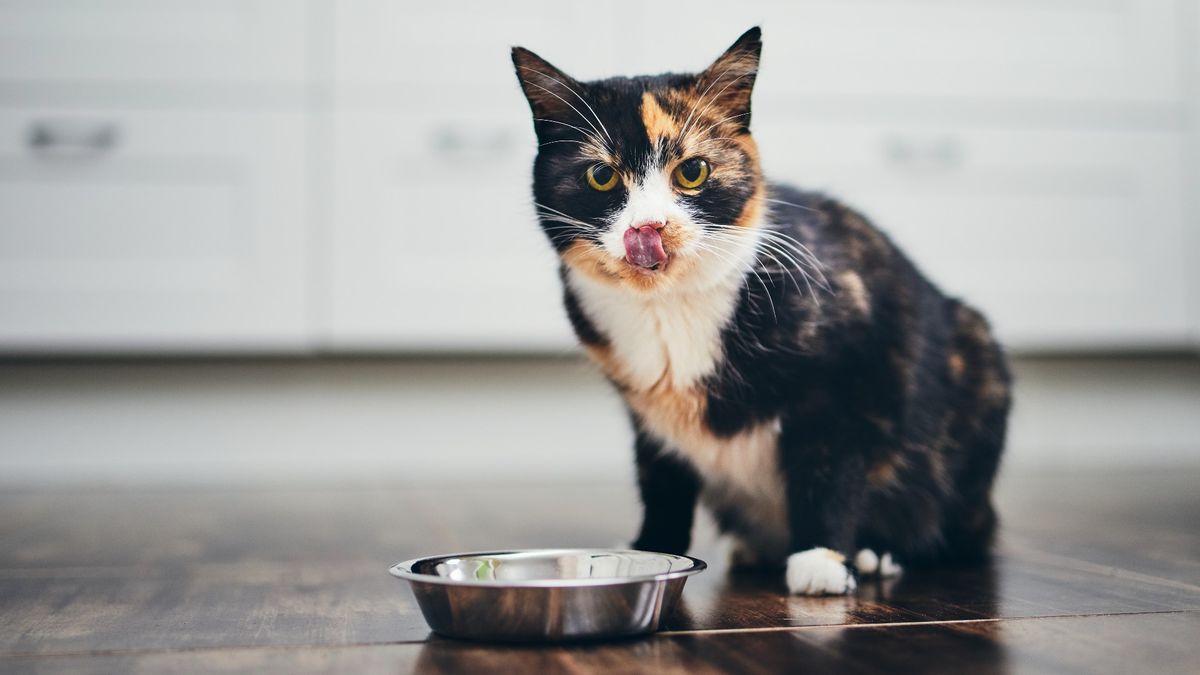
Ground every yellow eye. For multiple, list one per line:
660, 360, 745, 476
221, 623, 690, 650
673, 158, 710, 189
586, 164, 619, 192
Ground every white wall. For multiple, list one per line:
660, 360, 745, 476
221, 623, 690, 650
1, 357, 1196, 486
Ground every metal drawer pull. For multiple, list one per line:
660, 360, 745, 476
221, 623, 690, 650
882, 135, 964, 171
432, 126, 514, 158
27, 120, 119, 155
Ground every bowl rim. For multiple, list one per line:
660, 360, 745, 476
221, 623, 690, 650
389, 548, 708, 588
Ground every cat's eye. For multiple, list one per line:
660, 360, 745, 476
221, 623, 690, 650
586, 164, 619, 192
674, 158, 710, 189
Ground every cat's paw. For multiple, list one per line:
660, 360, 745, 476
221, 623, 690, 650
854, 548, 902, 578
786, 547, 856, 595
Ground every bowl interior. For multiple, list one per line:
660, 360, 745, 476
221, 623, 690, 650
400, 549, 702, 584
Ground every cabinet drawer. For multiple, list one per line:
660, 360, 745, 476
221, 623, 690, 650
332, 0, 633, 106
753, 121, 1188, 349
327, 110, 573, 349
635, 0, 1184, 106
0, 109, 310, 352
0, 0, 310, 85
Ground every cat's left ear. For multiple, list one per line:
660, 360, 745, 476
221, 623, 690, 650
512, 47, 584, 125
695, 27, 762, 130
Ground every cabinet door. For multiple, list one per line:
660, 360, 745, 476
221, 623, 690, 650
753, 120, 1188, 349
327, 109, 572, 350
634, 0, 1183, 106
332, 0, 633, 94
0, 0, 310, 85
0, 110, 310, 352
326, 0, 632, 350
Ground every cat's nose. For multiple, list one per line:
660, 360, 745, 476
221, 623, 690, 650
632, 221, 666, 230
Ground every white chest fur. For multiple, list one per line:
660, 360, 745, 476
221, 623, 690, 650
567, 270, 739, 391
566, 265, 787, 515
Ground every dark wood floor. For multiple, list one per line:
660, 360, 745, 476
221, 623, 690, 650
1, 468, 1197, 673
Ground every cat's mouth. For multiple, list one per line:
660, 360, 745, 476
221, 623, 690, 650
623, 224, 669, 272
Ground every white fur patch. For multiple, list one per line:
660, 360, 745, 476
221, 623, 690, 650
855, 548, 902, 578
568, 270, 740, 390
879, 552, 902, 578
567, 221, 758, 391
786, 548, 856, 596
854, 548, 879, 575
599, 165, 690, 260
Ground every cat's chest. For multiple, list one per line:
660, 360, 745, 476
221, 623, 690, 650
568, 270, 781, 497
567, 271, 738, 391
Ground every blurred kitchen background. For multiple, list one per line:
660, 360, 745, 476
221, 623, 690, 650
0, 1, 1197, 486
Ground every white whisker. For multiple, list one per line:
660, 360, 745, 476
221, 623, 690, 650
518, 66, 613, 145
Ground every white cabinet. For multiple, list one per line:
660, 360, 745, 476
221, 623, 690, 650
324, 1, 629, 349
634, 0, 1185, 106
326, 110, 571, 350
1193, 2, 1200, 349
0, 109, 310, 352
331, 1, 633, 93
755, 121, 1189, 349
0, 0, 311, 86
0, 0, 1195, 354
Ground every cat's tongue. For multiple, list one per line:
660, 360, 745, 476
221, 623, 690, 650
623, 225, 667, 269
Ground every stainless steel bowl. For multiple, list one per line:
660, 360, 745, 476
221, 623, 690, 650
389, 549, 707, 642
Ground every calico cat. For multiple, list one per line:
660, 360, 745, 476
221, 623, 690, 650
512, 27, 1011, 595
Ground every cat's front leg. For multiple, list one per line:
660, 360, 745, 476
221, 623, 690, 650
629, 428, 701, 555
779, 415, 871, 595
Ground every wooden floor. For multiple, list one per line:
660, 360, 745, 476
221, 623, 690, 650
1, 468, 1197, 674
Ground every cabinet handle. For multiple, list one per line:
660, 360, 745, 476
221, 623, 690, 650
27, 120, 119, 156
431, 126, 513, 159
881, 135, 964, 171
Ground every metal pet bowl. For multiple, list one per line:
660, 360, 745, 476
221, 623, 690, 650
390, 549, 706, 642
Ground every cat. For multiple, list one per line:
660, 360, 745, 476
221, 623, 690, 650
512, 27, 1011, 595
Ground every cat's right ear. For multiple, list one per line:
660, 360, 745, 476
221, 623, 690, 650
695, 27, 762, 130
512, 47, 583, 123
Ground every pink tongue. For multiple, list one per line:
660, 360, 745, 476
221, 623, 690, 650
623, 225, 667, 269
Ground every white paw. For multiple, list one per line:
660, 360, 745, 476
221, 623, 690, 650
878, 552, 902, 578
786, 547, 856, 595
854, 548, 902, 578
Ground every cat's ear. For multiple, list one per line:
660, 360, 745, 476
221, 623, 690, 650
695, 27, 762, 129
512, 47, 583, 124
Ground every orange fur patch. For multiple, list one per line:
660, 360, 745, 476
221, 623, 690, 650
948, 352, 966, 381
867, 453, 906, 488
640, 93, 679, 147
562, 235, 703, 295
823, 549, 847, 563
837, 271, 871, 315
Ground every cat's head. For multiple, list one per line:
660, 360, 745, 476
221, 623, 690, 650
513, 28, 765, 294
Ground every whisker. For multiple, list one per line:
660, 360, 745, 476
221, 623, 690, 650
539, 139, 595, 149
524, 81, 610, 150
689, 237, 778, 323
694, 111, 750, 138
680, 65, 737, 139
518, 66, 613, 145
762, 197, 819, 213
533, 118, 605, 147
702, 224, 832, 301
683, 72, 753, 138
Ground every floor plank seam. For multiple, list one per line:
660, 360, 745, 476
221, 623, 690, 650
653, 608, 1200, 637
2, 609, 1197, 660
